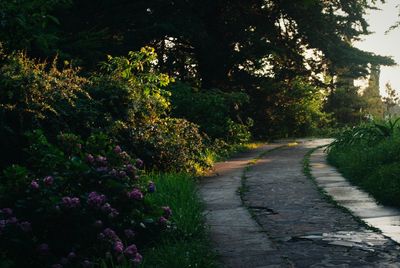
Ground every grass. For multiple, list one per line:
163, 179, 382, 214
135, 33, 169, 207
139, 172, 217, 268
327, 135, 400, 207
207, 142, 265, 163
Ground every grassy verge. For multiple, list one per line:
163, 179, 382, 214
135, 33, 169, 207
327, 136, 400, 207
139, 173, 217, 268
206, 142, 265, 163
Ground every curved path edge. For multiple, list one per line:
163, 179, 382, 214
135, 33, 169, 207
311, 146, 400, 244
199, 142, 288, 268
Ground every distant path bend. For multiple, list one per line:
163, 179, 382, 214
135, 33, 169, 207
201, 139, 400, 268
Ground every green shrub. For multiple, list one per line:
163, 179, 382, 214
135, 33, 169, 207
0, 1, 68, 56
249, 78, 331, 138
0, 130, 170, 267
0, 47, 207, 172
112, 118, 208, 173
328, 120, 400, 207
170, 82, 252, 143
0, 50, 90, 168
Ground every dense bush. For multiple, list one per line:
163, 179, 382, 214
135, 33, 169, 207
0, 131, 171, 267
111, 118, 208, 173
327, 119, 400, 206
170, 82, 252, 144
0, 47, 208, 172
0, 0, 68, 56
0, 49, 90, 168
249, 78, 331, 138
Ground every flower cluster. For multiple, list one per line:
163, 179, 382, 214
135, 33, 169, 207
0, 134, 168, 267
61, 197, 81, 209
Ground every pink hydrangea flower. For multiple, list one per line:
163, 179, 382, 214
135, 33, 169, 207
30, 180, 39, 190
127, 188, 143, 200
124, 244, 137, 258
43, 176, 54, 186
114, 145, 122, 154
113, 241, 124, 254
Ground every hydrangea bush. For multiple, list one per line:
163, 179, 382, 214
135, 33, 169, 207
0, 130, 171, 267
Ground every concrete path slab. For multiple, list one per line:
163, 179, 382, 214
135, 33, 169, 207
199, 143, 285, 268
201, 139, 400, 267
311, 147, 400, 245
243, 139, 400, 267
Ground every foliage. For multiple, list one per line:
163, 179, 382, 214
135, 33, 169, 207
327, 118, 400, 150
0, 130, 170, 267
112, 118, 208, 173
361, 65, 384, 119
328, 119, 400, 206
383, 82, 400, 117
0, 47, 207, 172
170, 82, 251, 143
0, 0, 70, 56
324, 87, 366, 126
0, 50, 90, 168
249, 78, 331, 138
139, 172, 217, 268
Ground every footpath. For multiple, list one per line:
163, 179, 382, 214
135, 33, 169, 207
200, 139, 400, 267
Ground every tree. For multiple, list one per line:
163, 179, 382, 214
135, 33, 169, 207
383, 82, 400, 117
362, 65, 384, 119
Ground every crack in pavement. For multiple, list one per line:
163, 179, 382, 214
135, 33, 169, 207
201, 139, 400, 267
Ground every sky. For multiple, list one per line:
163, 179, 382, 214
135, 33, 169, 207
354, 0, 400, 96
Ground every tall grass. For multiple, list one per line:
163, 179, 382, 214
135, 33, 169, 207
139, 173, 217, 268
327, 119, 400, 206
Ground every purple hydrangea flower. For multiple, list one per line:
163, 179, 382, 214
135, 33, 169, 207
124, 244, 137, 258
43, 176, 54, 186
86, 154, 95, 164
102, 228, 120, 242
125, 164, 136, 178
61, 197, 80, 208
158, 216, 168, 225
132, 253, 143, 264
113, 145, 122, 154
127, 188, 143, 200
148, 181, 155, 193
162, 206, 172, 219
135, 159, 143, 168
87, 192, 106, 208
113, 241, 124, 254
30, 180, 39, 190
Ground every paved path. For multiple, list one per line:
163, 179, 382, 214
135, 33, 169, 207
201, 139, 400, 267
199, 143, 286, 267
